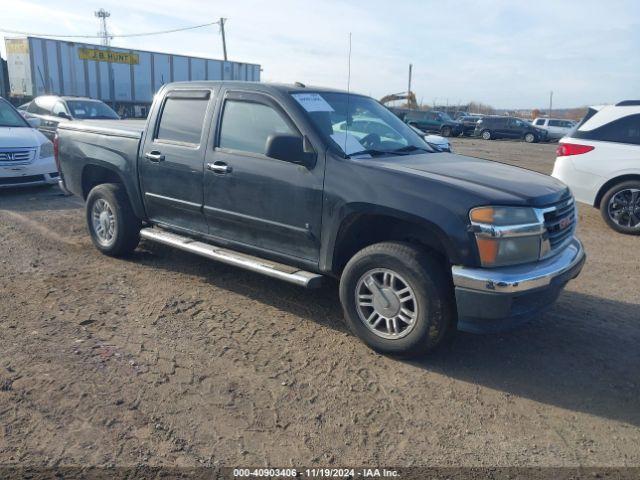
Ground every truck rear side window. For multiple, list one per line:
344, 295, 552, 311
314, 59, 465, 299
219, 100, 295, 155
156, 97, 209, 145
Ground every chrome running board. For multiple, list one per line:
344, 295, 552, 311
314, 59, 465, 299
140, 228, 323, 288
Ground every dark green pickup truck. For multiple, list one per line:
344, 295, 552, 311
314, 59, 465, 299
55, 81, 585, 357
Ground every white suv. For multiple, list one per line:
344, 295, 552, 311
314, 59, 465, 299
552, 101, 640, 234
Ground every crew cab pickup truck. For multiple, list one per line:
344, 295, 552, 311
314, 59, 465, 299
56, 81, 586, 357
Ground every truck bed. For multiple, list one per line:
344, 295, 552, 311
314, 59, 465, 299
57, 119, 146, 219
58, 119, 146, 139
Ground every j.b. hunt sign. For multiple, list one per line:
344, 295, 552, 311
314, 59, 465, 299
78, 47, 139, 65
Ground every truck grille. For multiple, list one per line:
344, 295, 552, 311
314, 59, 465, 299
543, 197, 576, 252
0, 149, 36, 165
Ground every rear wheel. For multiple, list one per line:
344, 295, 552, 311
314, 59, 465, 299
339, 242, 455, 357
86, 183, 141, 256
481, 129, 492, 140
524, 132, 536, 143
600, 181, 640, 235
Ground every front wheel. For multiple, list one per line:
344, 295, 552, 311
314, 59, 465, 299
600, 181, 640, 235
86, 183, 141, 256
441, 126, 452, 137
339, 242, 455, 357
481, 129, 492, 140
524, 132, 536, 143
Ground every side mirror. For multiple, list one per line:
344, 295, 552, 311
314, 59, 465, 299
265, 134, 316, 167
57, 111, 71, 120
27, 117, 42, 128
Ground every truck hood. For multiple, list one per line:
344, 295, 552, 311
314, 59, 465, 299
0, 126, 47, 148
374, 152, 569, 207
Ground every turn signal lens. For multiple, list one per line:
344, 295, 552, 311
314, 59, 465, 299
476, 238, 499, 266
470, 207, 495, 223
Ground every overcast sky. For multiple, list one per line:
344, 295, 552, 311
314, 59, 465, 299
1, 0, 639, 108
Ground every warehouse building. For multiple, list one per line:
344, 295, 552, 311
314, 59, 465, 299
4, 36, 260, 117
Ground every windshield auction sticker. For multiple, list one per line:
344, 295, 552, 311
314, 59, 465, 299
292, 93, 334, 112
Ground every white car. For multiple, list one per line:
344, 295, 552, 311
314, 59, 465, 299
531, 117, 576, 140
409, 125, 452, 152
0, 97, 58, 188
552, 100, 640, 234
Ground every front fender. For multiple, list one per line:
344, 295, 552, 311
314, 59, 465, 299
319, 202, 472, 273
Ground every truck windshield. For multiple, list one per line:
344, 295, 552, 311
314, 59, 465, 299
0, 100, 29, 127
66, 100, 120, 120
291, 92, 432, 157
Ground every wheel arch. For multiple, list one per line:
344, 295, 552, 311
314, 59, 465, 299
80, 163, 147, 220
328, 206, 458, 275
594, 174, 640, 208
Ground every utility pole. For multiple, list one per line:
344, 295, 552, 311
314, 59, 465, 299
408, 63, 412, 94
219, 18, 228, 60
95, 9, 111, 47
549, 90, 553, 117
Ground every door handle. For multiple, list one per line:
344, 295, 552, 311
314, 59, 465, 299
207, 162, 232, 174
144, 151, 165, 162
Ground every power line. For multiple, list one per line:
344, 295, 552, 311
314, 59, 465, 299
0, 20, 221, 40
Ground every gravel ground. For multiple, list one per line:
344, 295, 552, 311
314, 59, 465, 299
0, 137, 638, 469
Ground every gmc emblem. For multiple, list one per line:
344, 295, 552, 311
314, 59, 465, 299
559, 216, 572, 230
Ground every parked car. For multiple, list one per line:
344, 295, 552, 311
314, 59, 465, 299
56, 81, 585, 357
459, 115, 482, 136
408, 125, 452, 152
532, 117, 576, 140
24, 95, 120, 140
334, 116, 453, 154
0, 97, 58, 188
474, 116, 548, 143
404, 110, 463, 137
552, 100, 640, 234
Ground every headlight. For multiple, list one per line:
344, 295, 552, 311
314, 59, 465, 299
39, 141, 54, 159
470, 206, 544, 267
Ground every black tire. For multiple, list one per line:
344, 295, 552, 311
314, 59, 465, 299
86, 183, 141, 256
481, 129, 492, 140
339, 241, 455, 357
599, 180, 640, 235
441, 126, 452, 137
524, 132, 536, 143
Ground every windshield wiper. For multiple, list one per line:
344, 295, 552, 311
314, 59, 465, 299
348, 149, 392, 158
391, 145, 431, 153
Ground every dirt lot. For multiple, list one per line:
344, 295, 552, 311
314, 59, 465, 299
1, 138, 639, 469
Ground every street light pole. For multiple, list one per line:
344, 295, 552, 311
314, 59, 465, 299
219, 18, 228, 61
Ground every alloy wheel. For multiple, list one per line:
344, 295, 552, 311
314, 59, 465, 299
91, 198, 117, 246
355, 268, 418, 340
608, 188, 640, 229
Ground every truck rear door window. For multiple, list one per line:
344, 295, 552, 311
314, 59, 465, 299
156, 97, 209, 145
219, 100, 295, 155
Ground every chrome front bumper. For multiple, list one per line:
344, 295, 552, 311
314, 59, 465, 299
451, 237, 585, 333
452, 237, 585, 294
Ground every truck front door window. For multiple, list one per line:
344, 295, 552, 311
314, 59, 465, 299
219, 100, 295, 155
156, 97, 209, 145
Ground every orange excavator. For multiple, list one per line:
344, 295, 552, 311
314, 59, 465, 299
380, 91, 418, 110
